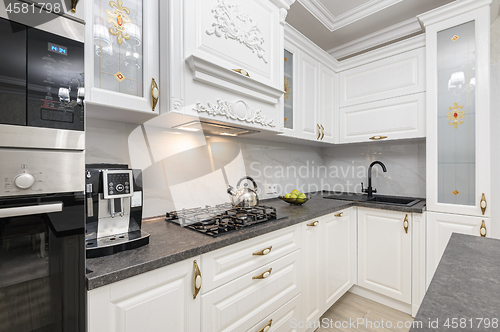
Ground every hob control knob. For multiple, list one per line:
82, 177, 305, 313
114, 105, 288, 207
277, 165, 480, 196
14, 173, 36, 189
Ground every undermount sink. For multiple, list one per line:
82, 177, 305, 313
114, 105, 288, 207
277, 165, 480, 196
324, 192, 421, 207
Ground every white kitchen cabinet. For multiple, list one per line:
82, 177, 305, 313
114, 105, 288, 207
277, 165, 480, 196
419, 0, 491, 218
302, 216, 322, 324
322, 208, 357, 309
283, 24, 338, 143
339, 92, 425, 144
339, 48, 425, 108
248, 294, 303, 332
357, 208, 412, 304
160, 0, 293, 133
87, 257, 200, 332
201, 250, 301, 332
426, 211, 490, 287
85, 0, 160, 123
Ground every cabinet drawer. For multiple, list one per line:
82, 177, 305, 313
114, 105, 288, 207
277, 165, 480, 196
339, 92, 425, 143
201, 224, 301, 293
339, 48, 425, 108
247, 293, 303, 332
201, 249, 301, 332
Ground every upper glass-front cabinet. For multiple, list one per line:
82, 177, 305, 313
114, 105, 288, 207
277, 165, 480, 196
420, 0, 490, 217
85, 0, 159, 122
284, 49, 294, 130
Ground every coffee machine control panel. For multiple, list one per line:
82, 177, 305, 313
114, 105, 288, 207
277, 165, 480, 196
102, 170, 134, 199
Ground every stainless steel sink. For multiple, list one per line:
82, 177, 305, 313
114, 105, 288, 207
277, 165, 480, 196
324, 192, 422, 207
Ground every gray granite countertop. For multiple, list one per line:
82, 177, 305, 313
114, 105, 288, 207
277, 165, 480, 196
411, 233, 500, 331
86, 191, 425, 290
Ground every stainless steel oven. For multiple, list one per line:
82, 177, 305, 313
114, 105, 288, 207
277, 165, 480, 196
0, 148, 85, 332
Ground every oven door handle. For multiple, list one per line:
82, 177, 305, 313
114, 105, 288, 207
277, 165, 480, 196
0, 203, 63, 218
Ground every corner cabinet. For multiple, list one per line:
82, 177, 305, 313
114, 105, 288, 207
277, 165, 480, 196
419, 0, 491, 218
160, 0, 294, 133
87, 257, 201, 332
84, 0, 160, 123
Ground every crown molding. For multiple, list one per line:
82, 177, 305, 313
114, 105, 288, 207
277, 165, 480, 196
284, 23, 339, 71
269, 0, 296, 10
338, 34, 425, 71
418, 0, 492, 27
327, 18, 422, 59
297, 0, 403, 32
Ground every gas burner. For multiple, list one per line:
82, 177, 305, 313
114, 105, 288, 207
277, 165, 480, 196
165, 204, 283, 237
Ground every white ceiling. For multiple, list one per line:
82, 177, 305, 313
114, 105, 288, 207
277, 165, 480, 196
286, 0, 456, 58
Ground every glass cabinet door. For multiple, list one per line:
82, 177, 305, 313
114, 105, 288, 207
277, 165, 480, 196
93, 0, 143, 97
284, 49, 294, 130
437, 21, 476, 206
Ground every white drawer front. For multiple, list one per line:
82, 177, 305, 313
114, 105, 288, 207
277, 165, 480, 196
339, 48, 425, 107
339, 92, 425, 143
201, 249, 302, 332
247, 293, 303, 332
201, 224, 301, 293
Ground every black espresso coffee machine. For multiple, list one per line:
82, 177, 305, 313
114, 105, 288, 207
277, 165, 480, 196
85, 164, 149, 258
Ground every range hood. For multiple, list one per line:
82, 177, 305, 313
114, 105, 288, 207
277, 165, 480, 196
172, 120, 259, 137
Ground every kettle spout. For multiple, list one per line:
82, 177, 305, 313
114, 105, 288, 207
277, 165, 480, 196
227, 185, 236, 196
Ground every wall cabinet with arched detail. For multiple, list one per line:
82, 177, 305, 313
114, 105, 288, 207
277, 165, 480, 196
84, 0, 160, 123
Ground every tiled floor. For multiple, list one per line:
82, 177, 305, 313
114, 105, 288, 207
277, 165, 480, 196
317, 292, 414, 332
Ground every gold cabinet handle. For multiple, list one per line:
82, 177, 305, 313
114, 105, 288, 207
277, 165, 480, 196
369, 135, 387, 140
258, 319, 273, 332
320, 124, 325, 140
480, 220, 487, 237
151, 78, 159, 112
317, 124, 321, 140
334, 212, 343, 217
253, 268, 272, 280
253, 246, 272, 256
307, 221, 319, 227
71, 0, 79, 12
480, 193, 487, 215
403, 214, 409, 234
193, 260, 202, 299
232, 69, 250, 77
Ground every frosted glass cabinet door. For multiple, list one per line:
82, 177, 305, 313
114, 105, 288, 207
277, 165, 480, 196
422, 3, 490, 218
85, 0, 159, 118
284, 49, 294, 131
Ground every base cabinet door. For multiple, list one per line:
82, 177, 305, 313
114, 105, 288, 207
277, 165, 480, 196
357, 208, 412, 304
426, 211, 489, 287
302, 217, 322, 324
322, 208, 357, 309
87, 258, 200, 332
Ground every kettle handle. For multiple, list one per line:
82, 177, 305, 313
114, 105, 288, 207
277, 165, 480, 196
237, 176, 258, 191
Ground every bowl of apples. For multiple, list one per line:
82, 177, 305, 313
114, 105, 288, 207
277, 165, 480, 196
278, 189, 310, 205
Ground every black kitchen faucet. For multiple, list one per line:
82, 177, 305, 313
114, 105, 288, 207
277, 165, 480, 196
361, 161, 387, 199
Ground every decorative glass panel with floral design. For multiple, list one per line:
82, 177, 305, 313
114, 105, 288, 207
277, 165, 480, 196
284, 49, 293, 129
94, 0, 143, 97
437, 21, 475, 205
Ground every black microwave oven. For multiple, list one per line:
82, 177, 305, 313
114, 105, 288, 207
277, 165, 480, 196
0, 17, 84, 131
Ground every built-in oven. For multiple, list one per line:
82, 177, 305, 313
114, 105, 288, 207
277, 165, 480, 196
0, 16, 84, 150
0, 148, 85, 332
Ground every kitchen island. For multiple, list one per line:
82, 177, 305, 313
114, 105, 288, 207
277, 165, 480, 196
86, 191, 425, 290
411, 233, 500, 331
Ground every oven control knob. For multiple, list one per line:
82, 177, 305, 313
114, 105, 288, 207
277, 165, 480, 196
14, 173, 36, 189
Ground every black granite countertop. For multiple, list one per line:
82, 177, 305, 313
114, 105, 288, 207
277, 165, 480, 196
411, 233, 500, 331
86, 191, 425, 290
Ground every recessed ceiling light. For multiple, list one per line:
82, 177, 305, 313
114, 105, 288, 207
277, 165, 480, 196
177, 127, 200, 132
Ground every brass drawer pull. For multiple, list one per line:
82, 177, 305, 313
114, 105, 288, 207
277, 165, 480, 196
307, 221, 319, 227
334, 212, 343, 217
480, 193, 487, 215
232, 69, 250, 77
253, 246, 272, 256
193, 260, 202, 299
480, 220, 487, 237
317, 124, 321, 140
258, 319, 273, 332
151, 78, 159, 112
369, 135, 387, 140
71, 0, 79, 12
320, 124, 325, 140
253, 268, 272, 280
403, 214, 409, 234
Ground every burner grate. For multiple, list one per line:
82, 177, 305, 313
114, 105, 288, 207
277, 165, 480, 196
165, 204, 278, 237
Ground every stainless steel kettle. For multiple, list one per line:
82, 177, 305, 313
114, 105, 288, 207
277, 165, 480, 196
227, 176, 259, 208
